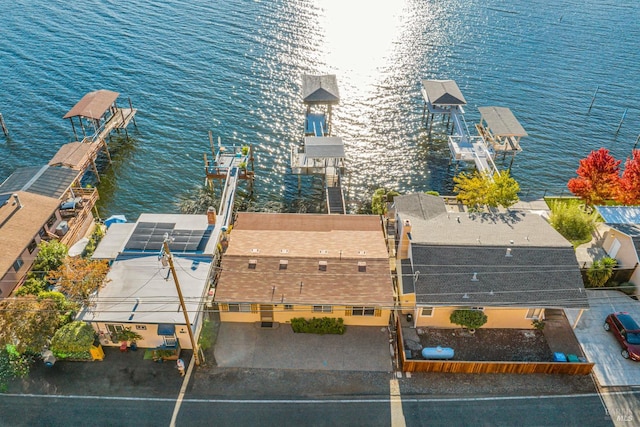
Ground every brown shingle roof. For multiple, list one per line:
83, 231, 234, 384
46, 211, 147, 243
0, 191, 60, 277
215, 213, 393, 306
49, 142, 100, 170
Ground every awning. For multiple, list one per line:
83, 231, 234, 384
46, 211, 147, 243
157, 324, 176, 336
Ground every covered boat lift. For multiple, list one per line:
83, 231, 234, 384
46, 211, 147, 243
476, 106, 527, 169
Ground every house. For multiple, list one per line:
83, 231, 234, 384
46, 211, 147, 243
392, 193, 589, 329
0, 191, 61, 297
0, 162, 100, 296
78, 213, 216, 349
214, 213, 394, 327
593, 206, 640, 291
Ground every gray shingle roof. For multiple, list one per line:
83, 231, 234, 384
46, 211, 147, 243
394, 193, 588, 309
302, 74, 340, 104
410, 244, 588, 308
421, 80, 466, 106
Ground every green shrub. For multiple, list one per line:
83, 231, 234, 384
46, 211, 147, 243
425, 190, 440, 196
198, 318, 214, 351
290, 317, 345, 335
50, 321, 96, 354
549, 200, 596, 245
450, 309, 488, 330
14, 276, 48, 296
586, 257, 617, 288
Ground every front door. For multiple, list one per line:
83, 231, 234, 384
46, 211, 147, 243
260, 304, 273, 326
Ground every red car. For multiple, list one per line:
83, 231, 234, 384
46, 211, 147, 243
604, 312, 640, 361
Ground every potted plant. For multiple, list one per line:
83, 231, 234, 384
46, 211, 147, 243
115, 328, 142, 350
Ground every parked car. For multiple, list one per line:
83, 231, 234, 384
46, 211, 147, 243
604, 312, 640, 361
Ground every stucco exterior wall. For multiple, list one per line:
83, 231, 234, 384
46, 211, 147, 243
91, 322, 194, 349
414, 306, 542, 329
219, 304, 391, 327
603, 230, 638, 268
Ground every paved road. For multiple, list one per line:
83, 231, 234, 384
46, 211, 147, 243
0, 392, 617, 427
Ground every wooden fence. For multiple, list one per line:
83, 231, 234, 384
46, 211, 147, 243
396, 318, 594, 375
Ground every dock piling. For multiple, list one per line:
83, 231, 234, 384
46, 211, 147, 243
587, 85, 599, 113
633, 134, 640, 151
615, 108, 628, 134
0, 113, 8, 136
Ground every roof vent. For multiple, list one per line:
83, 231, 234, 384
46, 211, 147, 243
279, 260, 288, 270
505, 248, 512, 257
463, 293, 470, 299
248, 259, 257, 269
358, 261, 367, 272
318, 260, 327, 271
489, 290, 494, 296
471, 272, 479, 282
12, 193, 22, 209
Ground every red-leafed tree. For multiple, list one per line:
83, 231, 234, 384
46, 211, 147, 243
617, 149, 640, 205
567, 148, 621, 205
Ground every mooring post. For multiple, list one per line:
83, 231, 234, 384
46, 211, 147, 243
615, 108, 628, 134
633, 134, 640, 151
0, 113, 8, 136
587, 85, 599, 113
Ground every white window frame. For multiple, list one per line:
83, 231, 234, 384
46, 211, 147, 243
352, 306, 375, 316
313, 305, 332, 313
525, 308, 543, 320
420, 307, 434, 317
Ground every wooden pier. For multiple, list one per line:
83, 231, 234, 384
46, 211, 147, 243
54, 90, 137, 182
291, 74, 346, 214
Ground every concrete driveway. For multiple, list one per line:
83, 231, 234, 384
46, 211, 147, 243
566, 290, 640, 386
213, 322, 393, 372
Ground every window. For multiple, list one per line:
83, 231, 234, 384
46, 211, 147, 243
279, 260, 288, 270
28, 240, 37, 254
421, 307, 434, 317
228, 304, 240, 312
313, 305, 332, 313
239, 304, 251, 312
318, 261, 327, 271
284, 304, 293, 311
135, 325, 147, 330
13, 257, 24, 272
526, 308, 543, 320
358, 261, 366, 272
352, 306, 375, 316
470, 307, 485, 311
248, 259, 257, 269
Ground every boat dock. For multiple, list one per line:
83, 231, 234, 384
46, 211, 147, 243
290, 74, 346, 214
421, 80, 526, 176
53, 90, 138, 182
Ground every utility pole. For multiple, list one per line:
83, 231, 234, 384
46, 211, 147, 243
162, 237, 200, 366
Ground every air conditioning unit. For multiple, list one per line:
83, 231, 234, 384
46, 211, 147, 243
55, 221, 69, 237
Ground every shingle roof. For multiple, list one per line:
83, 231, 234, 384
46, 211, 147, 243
304, 136, 345, 159
478, 106, 528, 137
302, 74, 340, 104
0, 191, 60, 279
215, 213, 393, 306
421, 80, 466, 106
394, 193, 588, 309
410, 244, 588, 308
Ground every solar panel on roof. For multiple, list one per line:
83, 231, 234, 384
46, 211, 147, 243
123, 223, 209, 253
0, 193, 12, 208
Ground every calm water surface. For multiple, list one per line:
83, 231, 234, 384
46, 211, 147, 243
0, 0, 638, 217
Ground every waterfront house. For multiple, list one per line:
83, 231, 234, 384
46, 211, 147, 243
392, 193, 589, 329
0, 164, 99, 296
0, 191, 60, 297
78, 213, 216, 349
214, 213, 394, 327
592, 206, 640, 292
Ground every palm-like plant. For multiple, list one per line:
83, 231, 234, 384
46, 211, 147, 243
587, 257, 617, 288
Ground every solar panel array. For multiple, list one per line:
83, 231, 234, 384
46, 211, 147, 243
123, 222, 209, 253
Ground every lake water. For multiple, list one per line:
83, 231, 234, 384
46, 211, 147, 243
1, 0, 639, 218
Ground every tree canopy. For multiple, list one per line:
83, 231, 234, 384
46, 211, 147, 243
0, 297, 62, 353
371, 188, 400, 215
618, 149, 640, 205
567, 148, 621, 204
454, 170, 519, 211
48, 258, 110, 305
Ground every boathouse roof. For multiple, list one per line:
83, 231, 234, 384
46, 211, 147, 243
0, 165, 80, 199
302, 74, 340, 104
304, 136, 345, 159
478, 106, 528, 137
63, 89, 119, 120
421, 80, 466, 106
49, 142, 98, 170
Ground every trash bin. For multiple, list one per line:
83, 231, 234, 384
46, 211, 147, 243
42, 349, 56, 367
406, 314, 413, 323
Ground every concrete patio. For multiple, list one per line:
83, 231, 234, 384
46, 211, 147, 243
213, 322, 393, 372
